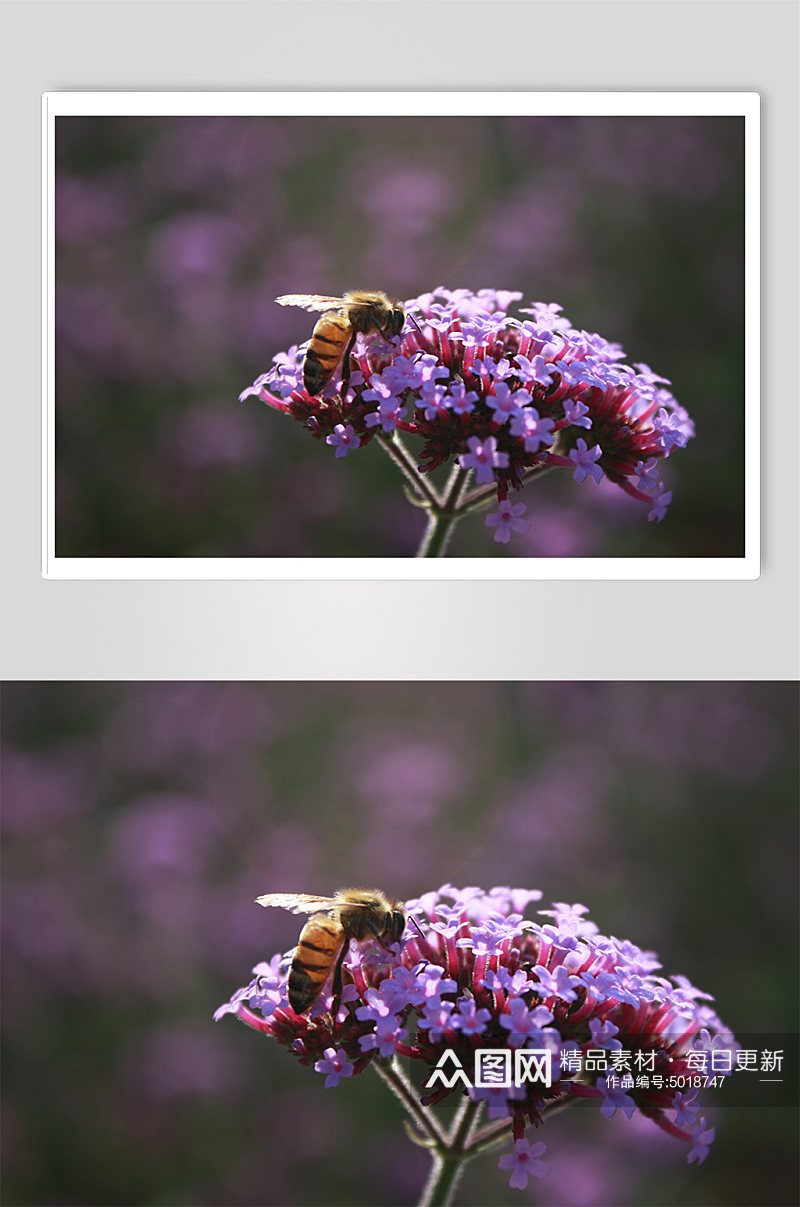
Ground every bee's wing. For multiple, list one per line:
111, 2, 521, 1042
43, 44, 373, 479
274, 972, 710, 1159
255, 892, 339, 914
275, 294, 345, 313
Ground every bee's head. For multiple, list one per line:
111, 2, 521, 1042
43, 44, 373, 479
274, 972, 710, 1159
387, 306, 405, 337
386, 907, 407, 944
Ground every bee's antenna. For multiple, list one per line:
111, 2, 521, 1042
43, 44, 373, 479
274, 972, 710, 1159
409, 915, 426, 939
405, 310, 435, 355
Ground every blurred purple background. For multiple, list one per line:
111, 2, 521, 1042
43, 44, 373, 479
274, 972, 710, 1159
55, 114, 745, 557
2, 681, 797, 1205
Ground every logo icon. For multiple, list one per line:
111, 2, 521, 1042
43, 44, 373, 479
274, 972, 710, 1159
423, 1049, 552, 1091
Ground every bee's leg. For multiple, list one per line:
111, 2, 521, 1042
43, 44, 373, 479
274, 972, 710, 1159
339, 330, 358, 400
367, 315, 399, 344
364, 917, 394, 951
330, 940, 350, 1012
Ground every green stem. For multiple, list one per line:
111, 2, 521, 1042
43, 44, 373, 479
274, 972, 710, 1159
418, 1099, 481, 1207
416, 466, 471, 558
461, 1118, 513, 1157
463, 1093, 576, 1159
372, 1060, 447, 1148
377, 432, 441, 509
458, 461, 555, 517
379, 428, 556, 555
419, 1152, 465, 1207
372, 1060, 490, 1207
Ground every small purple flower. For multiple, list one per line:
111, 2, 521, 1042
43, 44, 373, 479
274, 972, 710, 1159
514, 353, 556, 387
505, 969, 543, 996
361, 374, 400, 406
458, 435, 509, 485
518, 300, 566, 324
531, 963, 582, 1003
249, 977, 286, 1017
672, 975, 716, 1004
416, 354, 450, 387
314, 1046, 354, 1088
672, 1088, 701, 1129
358, 1016, 408, 1059
568, 438, 604, 484
380, 965, 427, 1011
416, 964, 458, 1000
355, 987, 396, 1023
539, 901, 593, 930
648, 490, 673, 523
563, 397, 592, 428
238, 371, 274, 404
633, 361, 672, 387
364, 397, 407, 433
451, 998, 493, 1036
477, 287, 523, 311
635, 457, 661, 493
560, 358, 603, 389
498, 1139, 551, 1189
488, 886, 543, 914
502, 999, 556, 1047
597, 1075, 637, 1119
421, 380, 449, 420
485, 500, 530, 544
486, 383, 530, 425
417, 997, 456, 1043
326, 423, 360, 459
212, 981, 258, 1021
455, 920, 507, 956
693, 1027, 736, 1059
481, 969, 508, 994
687, 1118, 716, 1165
579, 969, 616, 1001
445, 382, 479, 415
589, 1018, 622, 1051
499, 997, 539, 1047
382, 356, 424, 391
509, 407, 555, 453
654, 407, 692, 451
475, 355, 516, 383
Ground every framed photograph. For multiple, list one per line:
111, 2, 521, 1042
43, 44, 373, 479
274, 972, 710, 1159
3, 681, 796, 1205
43, 92, 759, 578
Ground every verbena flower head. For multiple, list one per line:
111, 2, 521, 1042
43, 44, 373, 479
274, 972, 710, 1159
215, 884, 734, 1190
241, 288, 694, 539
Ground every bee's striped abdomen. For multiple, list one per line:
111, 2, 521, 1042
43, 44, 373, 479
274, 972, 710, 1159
287, 913, 343, 1014
303, 311, 350, 395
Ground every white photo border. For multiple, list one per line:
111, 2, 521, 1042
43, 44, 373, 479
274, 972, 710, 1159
42, 91, 760, 581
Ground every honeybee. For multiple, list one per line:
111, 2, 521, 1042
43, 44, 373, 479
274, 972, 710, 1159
275, 291, 405, 397
255, 888, 407, 1014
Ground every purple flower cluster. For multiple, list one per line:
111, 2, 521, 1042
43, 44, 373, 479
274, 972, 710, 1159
241, 288, 694, 539
215, 884, 733, 1190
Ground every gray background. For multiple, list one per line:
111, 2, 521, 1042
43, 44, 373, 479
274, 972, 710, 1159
1, 0, 798, 680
